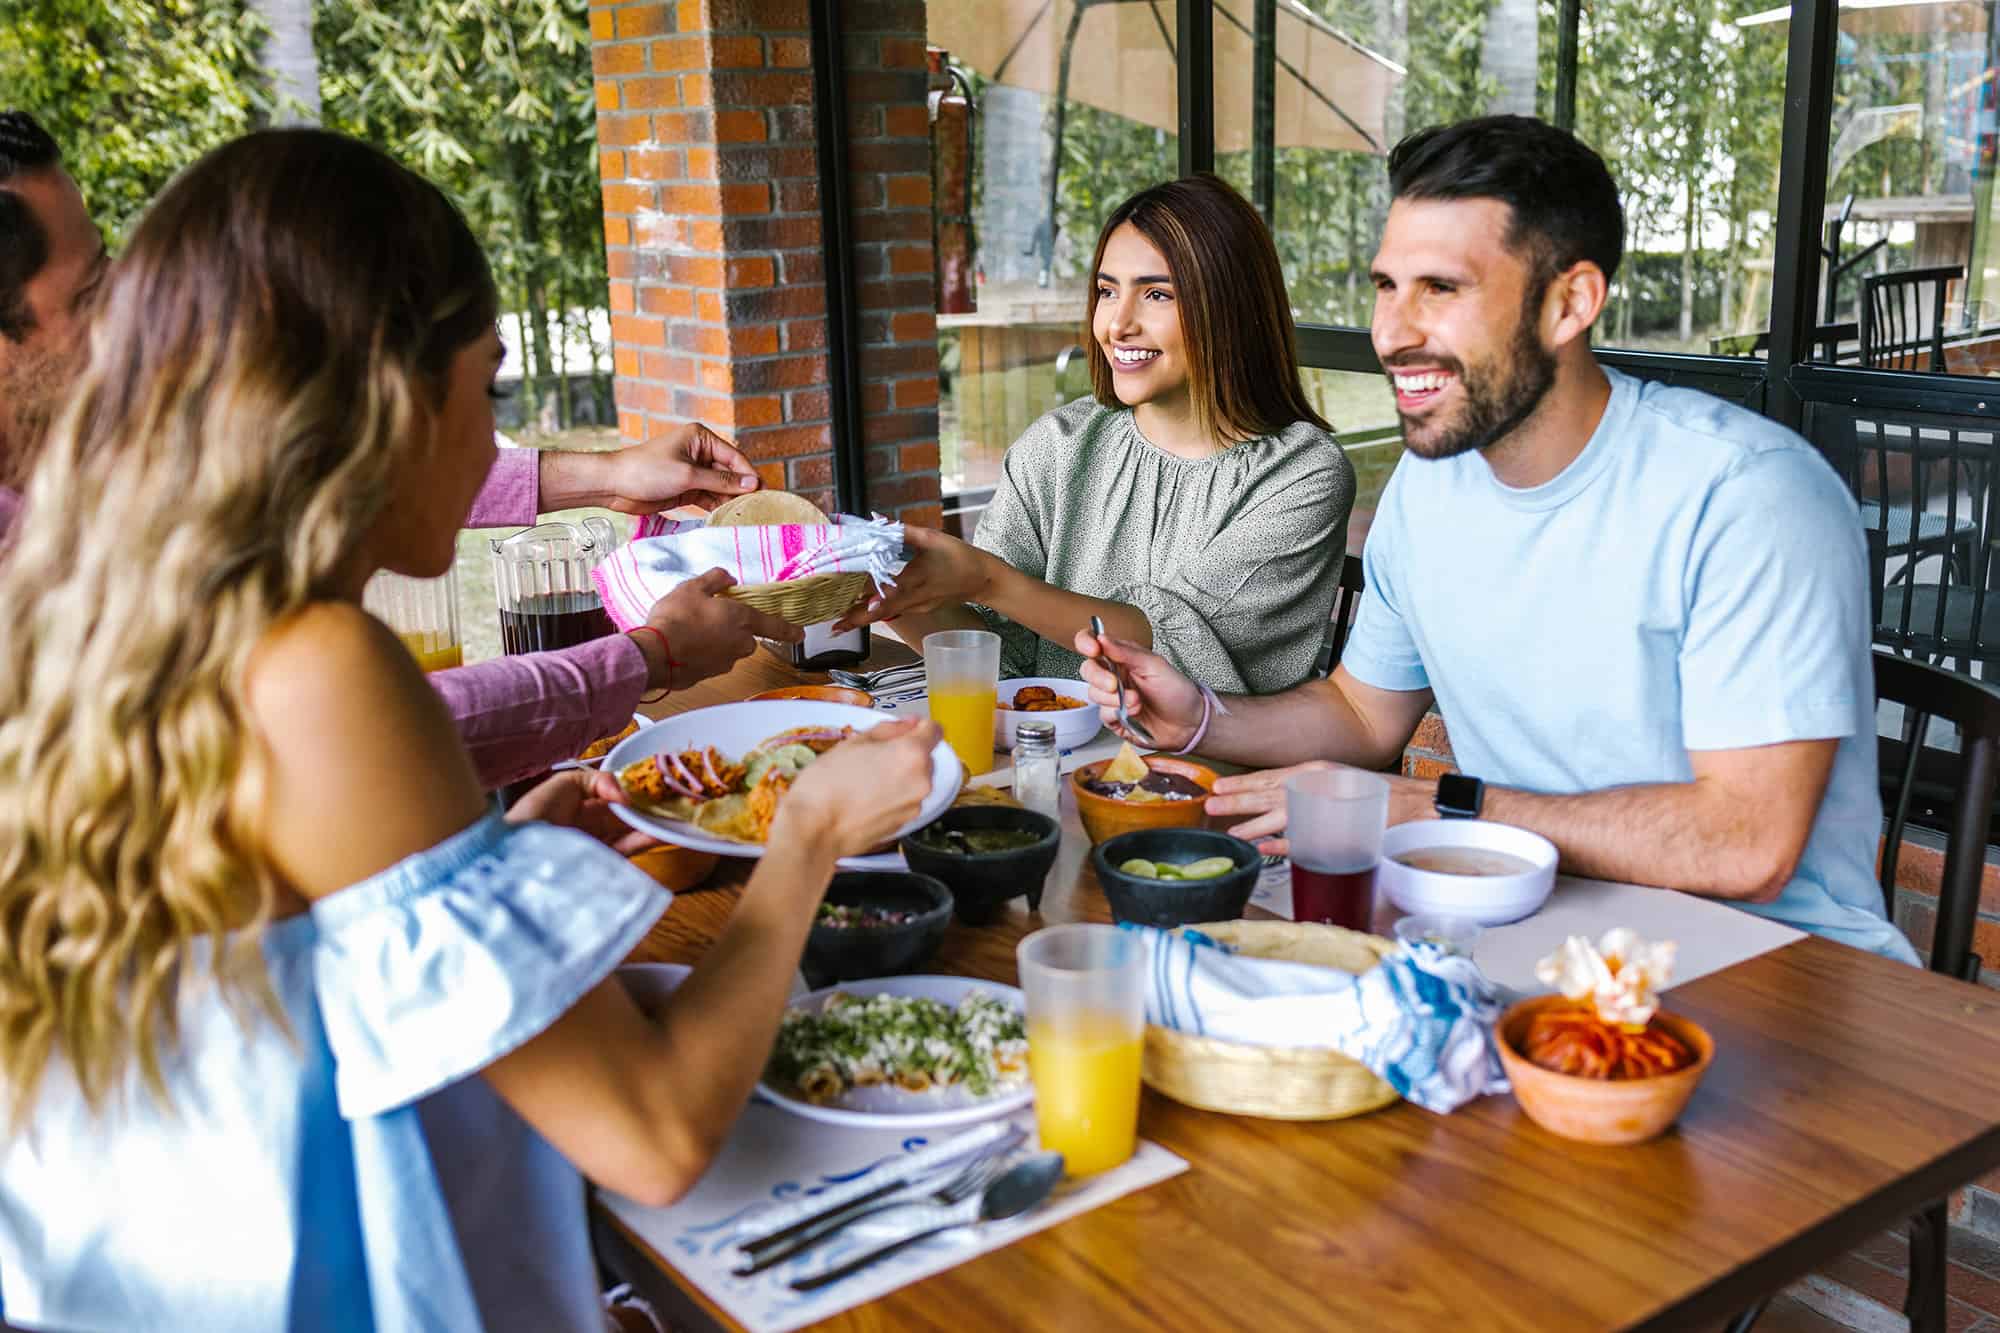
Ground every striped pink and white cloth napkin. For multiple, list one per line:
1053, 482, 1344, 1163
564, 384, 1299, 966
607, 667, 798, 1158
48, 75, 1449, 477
591, 513, 905, 630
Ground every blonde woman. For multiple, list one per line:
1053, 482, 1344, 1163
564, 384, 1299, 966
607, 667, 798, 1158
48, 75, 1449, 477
838, 174, 1353, 694
0, 129, 940, 1331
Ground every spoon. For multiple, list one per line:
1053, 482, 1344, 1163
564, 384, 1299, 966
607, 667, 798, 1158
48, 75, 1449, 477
788, 1152, 1065, 1291
1089, 615, 1156, 747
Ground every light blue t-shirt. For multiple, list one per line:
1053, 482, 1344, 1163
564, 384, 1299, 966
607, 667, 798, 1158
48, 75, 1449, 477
1342, 366, 1917, 963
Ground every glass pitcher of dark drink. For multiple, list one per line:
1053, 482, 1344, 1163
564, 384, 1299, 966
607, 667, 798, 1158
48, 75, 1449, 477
490, 517, 621, 654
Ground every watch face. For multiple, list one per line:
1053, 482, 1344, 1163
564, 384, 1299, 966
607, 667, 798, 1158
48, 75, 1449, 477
1436, 773, 1482, 816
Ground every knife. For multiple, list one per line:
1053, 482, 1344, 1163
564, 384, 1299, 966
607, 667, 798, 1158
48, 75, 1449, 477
731, 1120, 1016, 1256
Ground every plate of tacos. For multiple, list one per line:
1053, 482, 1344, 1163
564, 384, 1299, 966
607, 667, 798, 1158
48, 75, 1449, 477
605, 700, 962, 868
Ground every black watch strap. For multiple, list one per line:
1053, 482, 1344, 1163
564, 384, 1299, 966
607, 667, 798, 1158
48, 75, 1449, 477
1434, 773, 1485, 819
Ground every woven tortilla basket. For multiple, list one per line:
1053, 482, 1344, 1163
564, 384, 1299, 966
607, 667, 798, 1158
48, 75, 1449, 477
1140, 920, 1401, 1121
723, 571, 872, 627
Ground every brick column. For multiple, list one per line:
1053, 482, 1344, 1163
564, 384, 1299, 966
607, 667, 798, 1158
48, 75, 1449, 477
589, 0, 943, 527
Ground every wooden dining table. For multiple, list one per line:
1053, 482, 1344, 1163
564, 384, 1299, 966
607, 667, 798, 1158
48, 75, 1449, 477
591, 641, 2000, 1332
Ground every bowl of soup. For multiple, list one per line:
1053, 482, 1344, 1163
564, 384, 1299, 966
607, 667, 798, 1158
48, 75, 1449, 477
1375, 820, 1558, 925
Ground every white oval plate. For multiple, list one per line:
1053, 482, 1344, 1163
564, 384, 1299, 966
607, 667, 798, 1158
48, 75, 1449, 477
605, 701, 960, 869
757, 975, 1034, 1130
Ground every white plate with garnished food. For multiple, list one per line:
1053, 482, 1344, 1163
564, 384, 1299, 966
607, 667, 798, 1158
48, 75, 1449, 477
758, 975, 1034, 1129
606, 701, 961, 870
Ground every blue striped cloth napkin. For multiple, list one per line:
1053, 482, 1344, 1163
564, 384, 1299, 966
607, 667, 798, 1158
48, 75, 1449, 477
1125, 925, 1511, 1113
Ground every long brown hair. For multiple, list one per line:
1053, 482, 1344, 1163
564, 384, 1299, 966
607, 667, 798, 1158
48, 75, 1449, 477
0, 128, 495, 1123
1086, 173, 1329, 444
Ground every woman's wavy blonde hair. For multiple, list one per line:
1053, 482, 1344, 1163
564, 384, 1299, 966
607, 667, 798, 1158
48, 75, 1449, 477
0, 129, 496, 1125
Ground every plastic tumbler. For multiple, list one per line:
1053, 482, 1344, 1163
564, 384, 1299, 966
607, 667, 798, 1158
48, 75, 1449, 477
924, 629, 1001, 777
363, 568, 463, 673
1017, 924, 1146, 1176
1286, 768, 1389, 930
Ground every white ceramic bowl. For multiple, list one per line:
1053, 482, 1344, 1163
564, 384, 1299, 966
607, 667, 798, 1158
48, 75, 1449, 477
992, 676, 1100, 751
1376, 820, 1559, 925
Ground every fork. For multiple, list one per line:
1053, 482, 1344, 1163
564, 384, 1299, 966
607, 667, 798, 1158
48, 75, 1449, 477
731, 1152, 1012, 1276
1089, 614, 1157, 748
829, 663, 925, 690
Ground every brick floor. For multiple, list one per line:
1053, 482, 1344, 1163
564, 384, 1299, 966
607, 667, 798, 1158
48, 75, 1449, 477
1730, 1225, 2000, 1333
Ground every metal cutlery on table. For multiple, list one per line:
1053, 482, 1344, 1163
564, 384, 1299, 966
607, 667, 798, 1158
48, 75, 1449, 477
1089, 615, 1156, 747
732, 1136, 1021, 1276
730, 1125, 1024, 1271
787, 1152, 1065, 1291
828, 664, 925, 692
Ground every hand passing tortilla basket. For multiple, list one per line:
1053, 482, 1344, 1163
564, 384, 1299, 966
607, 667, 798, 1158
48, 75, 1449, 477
594, 490, 901, 630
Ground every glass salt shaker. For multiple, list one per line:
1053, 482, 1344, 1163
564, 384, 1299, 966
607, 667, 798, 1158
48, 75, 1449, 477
1012, 720, 1060, 821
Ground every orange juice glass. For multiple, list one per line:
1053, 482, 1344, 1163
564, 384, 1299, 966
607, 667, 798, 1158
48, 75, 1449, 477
923, 629, 1000, 776
365, 569, 463, 674
1018, 924, 1147, 1176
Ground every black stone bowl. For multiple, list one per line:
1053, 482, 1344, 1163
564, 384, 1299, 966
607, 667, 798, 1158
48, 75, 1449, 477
899, 805, 1062, 926
1092, 828, 1262, 929
801, 871, 953, 984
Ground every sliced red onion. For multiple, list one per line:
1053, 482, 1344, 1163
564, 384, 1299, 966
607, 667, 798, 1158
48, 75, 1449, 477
659, 751, 704, 799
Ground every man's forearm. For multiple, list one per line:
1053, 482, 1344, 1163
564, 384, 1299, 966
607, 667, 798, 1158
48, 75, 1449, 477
1474, 781, 1796, 903
1201, 676, 1403, 770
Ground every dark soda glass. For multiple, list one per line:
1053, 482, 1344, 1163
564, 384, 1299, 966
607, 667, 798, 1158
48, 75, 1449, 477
497, 592, 616, 655
1290, 862, 1375, 930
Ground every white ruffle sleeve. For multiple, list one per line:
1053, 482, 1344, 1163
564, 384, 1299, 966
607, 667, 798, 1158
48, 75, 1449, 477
311, 809, 670, 1118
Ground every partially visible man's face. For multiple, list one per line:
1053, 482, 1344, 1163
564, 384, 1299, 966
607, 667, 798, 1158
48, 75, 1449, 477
1369, 197, 1557, 461
0, 166, 106, 480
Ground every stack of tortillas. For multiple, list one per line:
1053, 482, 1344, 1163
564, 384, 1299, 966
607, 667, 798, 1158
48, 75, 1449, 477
706, 490, 872, 626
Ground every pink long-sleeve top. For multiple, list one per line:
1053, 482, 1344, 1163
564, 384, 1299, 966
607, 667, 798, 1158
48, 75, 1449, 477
0, 449, 649, 792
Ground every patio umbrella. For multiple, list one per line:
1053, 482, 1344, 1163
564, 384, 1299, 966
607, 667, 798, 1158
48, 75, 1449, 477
930, 0, 1404, 271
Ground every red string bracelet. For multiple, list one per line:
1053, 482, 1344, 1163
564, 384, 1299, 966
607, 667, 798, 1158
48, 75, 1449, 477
631, 625, 679, 704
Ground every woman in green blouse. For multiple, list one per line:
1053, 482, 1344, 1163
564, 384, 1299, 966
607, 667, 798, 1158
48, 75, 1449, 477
836, 173, 1353, 694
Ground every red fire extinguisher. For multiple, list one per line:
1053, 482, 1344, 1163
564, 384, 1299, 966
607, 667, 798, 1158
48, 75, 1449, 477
928, 46, 976, 316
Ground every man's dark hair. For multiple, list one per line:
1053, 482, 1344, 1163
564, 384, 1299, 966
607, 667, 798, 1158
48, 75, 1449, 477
0, 111, 62, 343
1388, 114, 1624, 288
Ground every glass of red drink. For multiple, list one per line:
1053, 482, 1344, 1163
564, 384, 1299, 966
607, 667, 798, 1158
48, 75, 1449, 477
1285, 768, 1389, 931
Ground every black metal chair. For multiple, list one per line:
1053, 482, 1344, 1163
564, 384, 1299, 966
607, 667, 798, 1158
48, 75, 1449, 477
1816, 400, 1999, 675
1875, 650, 1996, 1330
1861, 265, 1964, 374
1731, 650, 1996, 1333
1315, 554, 1365, 678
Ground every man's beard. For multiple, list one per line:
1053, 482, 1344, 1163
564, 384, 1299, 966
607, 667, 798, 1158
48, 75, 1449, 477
1392, 301, 1558, 462
0, 333, 69, 491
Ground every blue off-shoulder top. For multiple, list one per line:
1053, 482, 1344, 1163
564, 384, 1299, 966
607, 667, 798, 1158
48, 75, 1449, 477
0, 809, 670, 1332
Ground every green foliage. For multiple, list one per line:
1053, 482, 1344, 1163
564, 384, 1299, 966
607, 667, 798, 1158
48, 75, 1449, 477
0, 0, 607, 425
0, 0, 269, 241
316, 0, 608, 426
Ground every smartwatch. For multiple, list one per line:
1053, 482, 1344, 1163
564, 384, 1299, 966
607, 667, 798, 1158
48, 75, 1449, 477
1434, 773, 1485, 820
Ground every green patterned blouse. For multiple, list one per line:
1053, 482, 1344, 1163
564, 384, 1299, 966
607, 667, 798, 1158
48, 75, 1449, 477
969, 397, 1354, 694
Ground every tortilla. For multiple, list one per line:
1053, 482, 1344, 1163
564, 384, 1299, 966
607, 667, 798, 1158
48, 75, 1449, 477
1102, 741, 1149, 785
707, 489, 829, 528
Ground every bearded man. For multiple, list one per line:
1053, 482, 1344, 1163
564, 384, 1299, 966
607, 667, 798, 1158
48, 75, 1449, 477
1076, 114, 1912, 962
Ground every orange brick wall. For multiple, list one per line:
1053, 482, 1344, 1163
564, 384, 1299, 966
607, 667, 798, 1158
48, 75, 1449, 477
589, 0, 942, 525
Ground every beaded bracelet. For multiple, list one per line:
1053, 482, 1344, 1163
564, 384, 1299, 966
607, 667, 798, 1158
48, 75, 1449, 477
631, 625, 678, 704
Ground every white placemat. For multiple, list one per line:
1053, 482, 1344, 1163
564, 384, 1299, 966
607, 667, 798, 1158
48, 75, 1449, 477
600, 1105, 1186, 1333
1249, 862, 1804, 994
1470, 875, 1805, 995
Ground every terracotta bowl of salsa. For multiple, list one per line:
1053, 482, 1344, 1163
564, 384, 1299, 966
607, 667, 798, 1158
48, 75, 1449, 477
1071, 755, 1218, 845
1494, 995, 1715, 1146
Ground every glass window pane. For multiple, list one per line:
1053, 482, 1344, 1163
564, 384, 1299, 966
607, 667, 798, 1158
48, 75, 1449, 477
1301, 367, 1401, 550
1571, 0, 1784, 357
927, 0, 1178, 505
1811, 0, 2000, 376
1209, 0, 1785, 357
